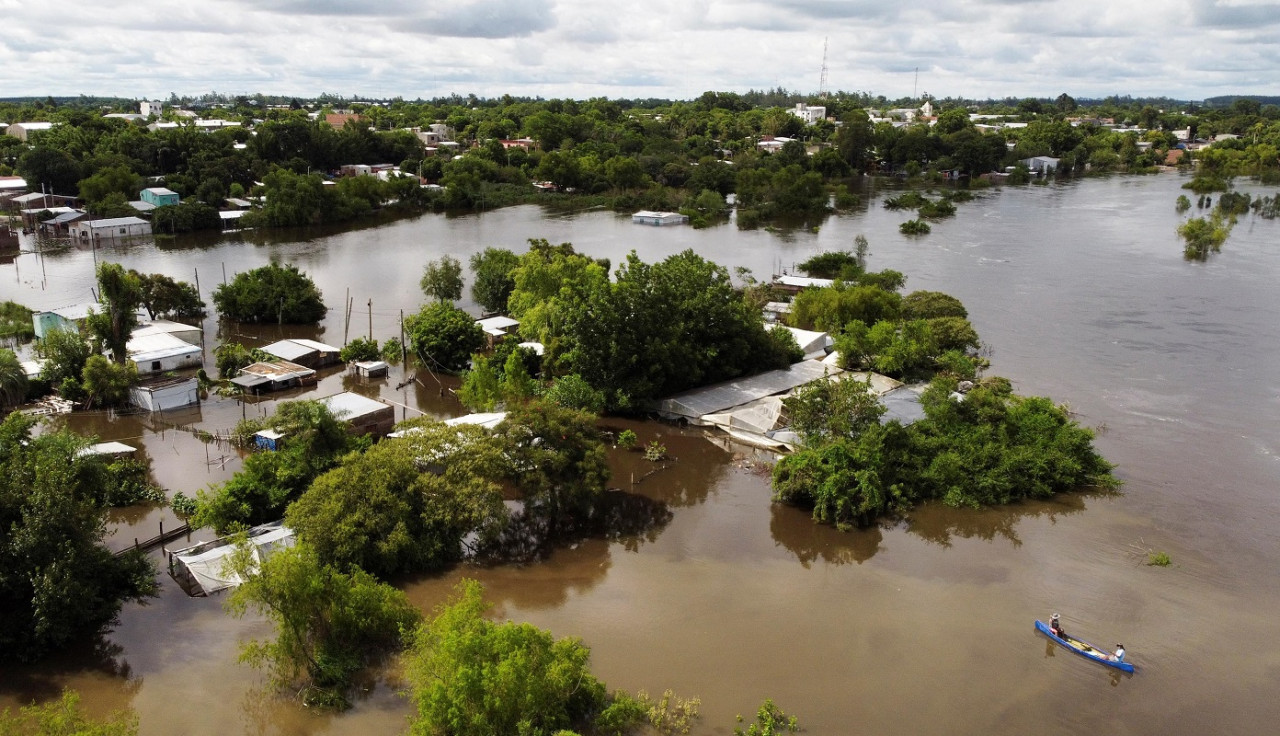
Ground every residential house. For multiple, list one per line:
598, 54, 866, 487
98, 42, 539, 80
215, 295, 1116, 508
140, 100, 163, 117
632, 211, 689, 226
230, 360, 317, 393
1019, 156, 1060, 174
765, 323, 833, 361
319, 391, 395, 437
259, 338, 341, 369
37, 210, 88, 236
325, 113, 366, 130
770, 274, 834, 296
132, 319, 203, 346
126, 332, 202, 375
499, 138, 536, 151
476, 316, 520, 347
33, 303, 97, 338
169, 521, 296, 597
69, 216, 152, 241
140, 187, 180, 207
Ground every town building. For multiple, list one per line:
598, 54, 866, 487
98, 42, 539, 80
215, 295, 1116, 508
140, 187, 180, 207
230, 360, 317, 393
632, 211, 689, 226
68, 216, 152, 242
319, 391, 395, 437
129, 376, 200, 412
789, 103, 827, 125
259, 338, 341, 369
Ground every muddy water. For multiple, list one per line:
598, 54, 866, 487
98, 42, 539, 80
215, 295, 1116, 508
3, 174, 1280, 734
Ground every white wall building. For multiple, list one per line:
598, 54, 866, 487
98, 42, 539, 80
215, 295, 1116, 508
789, 103, 827, 126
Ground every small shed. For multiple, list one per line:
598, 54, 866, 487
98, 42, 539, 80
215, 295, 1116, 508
168, 521, 296, 597
260, 338, 341, 369
129, 376, 199, 412
632, 210, 689, 226
126, 332, 202, 374
353, 360, 389, 377
765, 323, 833, 361
319, 391, 395, 437
253, 429, 286, 451
231, 360, 317, 393
476, 316, 520, 347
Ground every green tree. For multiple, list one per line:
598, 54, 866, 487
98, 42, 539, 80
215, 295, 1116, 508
405, 302, 486, 373
226, 542, 420, 706
338, 336, 380, 363
194, 400, 362, 532
494, 402, 610, 531
0, 349, 29, 408
0, 413, 157, 662
77, 165, 143, 209
35, 327, 91, 397
783, 374, 885, 444
0, 300, 35, 342
0, 689, 138, 736
542, 374, 606, 414
130, 271, 206, 321
213, 262, 326, 323
80, 355, 137, 408
286, 422, 509, 576
406, 579, 607, 736
469, 247, 520, 314
421, 255, 464, 303
901, 290, 968, 319
85, 263, 142, 364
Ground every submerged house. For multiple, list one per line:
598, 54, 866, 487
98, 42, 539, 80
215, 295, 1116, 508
319, 391, 395, 438
766, 323, 833, 361
129, 375, 200, 412
69, 216, 152, 241
168, 521, 296, 597
33, 303, 97, 338
125, 332, 202, 375
230, 360, 316, 393
631, 210, 689, 226
476, 316, 520, 346
260, 338, 341, 369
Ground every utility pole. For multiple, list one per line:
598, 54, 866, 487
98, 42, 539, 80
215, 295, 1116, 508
367, 298, 372, 341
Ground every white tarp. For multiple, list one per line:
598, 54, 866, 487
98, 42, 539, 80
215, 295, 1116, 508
170, 522, 295, 596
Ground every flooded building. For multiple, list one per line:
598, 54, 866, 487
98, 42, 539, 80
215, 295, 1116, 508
230, 360, 316, 393
129, 376, 200, 412
319, 391, 396, 437
631, 210, 689, 226
69, 216, 153, 242
168, 521, 296, 597
126, 332, 202, 375
260, 338, 341, 369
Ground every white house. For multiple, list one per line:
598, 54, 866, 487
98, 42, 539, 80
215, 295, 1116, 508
632, 210, 688, 226
68, 216, 152, 241
766, 323, 834, 361
140, 100, 163, 117
126, 331, 202, 374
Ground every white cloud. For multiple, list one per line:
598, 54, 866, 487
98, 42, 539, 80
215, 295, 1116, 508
0, 0, 1274, 100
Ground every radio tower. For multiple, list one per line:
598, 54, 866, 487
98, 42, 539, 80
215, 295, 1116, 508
818, 37, 829, 98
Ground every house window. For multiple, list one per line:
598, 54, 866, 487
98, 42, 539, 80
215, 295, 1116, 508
120, 228, 127, 234
151, 361, 161, 372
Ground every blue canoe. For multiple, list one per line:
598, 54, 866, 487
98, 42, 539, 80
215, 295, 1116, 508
1035, 619, 1135, 673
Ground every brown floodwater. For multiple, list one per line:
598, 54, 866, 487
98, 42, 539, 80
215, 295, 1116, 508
3, 174, 1280, 734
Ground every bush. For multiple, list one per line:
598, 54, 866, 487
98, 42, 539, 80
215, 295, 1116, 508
405, 302, 486, 374
338, 337, 379, 363
899, 219, 931, 235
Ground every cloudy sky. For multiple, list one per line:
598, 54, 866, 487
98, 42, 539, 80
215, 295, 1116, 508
3, 0, 1278, 102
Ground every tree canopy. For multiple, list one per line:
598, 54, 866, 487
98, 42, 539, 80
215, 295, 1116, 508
212, 262, 326, 324
0, 413, 157, 662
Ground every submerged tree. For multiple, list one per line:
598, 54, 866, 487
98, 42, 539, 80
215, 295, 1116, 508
421, 255, 464, 303
0, 413, 157, 662
226, 542, 420, 707
212, 262, 326, 324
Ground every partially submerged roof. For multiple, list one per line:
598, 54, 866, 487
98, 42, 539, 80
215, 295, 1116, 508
658, 360, 838, 420
774, 275, 834, 289
126, 332, 201, 362
236, 359, 315, 382
81, 216, 149, 228
77, 441, 136, 457
476, 316, 519, 336
261, 338, 339, 361
443, 412, 508, 430
170, 521, 296, 596
319, 391, 391, 421
132, 319, 202, 342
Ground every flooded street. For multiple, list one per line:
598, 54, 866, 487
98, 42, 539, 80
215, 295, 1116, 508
3, 173, 1280, 734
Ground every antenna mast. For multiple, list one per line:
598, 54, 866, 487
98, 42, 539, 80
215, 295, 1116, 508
914, 67, 919, 100
819, 37, 829, 98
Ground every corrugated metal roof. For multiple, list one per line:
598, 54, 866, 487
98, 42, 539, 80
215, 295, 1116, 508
289, 338, 339, 352
82, 216, 149, 228
658, 360, 838, 419
238, 360, 314, 380
127, 332, 201, 362
476, 316, 519, 332
320, 391, 390, 421
129, 200, 156, 211
260, 340, 312, 361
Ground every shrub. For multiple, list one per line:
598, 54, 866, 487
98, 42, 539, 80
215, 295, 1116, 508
213, 263, 326, 324
900, 219, 931, 235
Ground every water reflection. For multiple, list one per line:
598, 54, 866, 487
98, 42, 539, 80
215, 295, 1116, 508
477, 489, 673, 565
0, 637, 137, 703
769, 503, 884, 566
904, 490, 1112, 548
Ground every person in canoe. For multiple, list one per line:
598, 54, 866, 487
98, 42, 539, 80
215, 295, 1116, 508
1112, 644, 1126, 663
1049, 613, 1066, 638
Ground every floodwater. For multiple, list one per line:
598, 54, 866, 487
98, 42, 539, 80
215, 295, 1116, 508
3, 174, 1280, 734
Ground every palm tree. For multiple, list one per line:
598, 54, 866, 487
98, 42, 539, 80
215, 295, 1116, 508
0, 348, 29, 408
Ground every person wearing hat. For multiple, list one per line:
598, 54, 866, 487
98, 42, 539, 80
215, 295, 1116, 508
1112, 643, 1126, 663
1049, 613, 1066, 638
